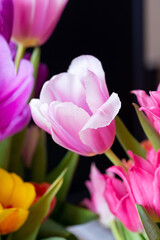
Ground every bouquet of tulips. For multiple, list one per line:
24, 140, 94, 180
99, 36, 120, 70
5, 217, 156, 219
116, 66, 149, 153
1, 0, 160, 240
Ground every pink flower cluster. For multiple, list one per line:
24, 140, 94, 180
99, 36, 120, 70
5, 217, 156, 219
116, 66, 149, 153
85, 146, 160, 233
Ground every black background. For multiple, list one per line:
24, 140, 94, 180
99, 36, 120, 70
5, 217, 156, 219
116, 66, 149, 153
40, 0, 156, 202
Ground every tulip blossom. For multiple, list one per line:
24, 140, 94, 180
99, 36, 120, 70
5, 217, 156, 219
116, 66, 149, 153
104, 169, 143, 232
0, 0, 13, 42
132, 84, 160, 133
12, 0, 68, 47
83, 164, 114, 226
108, 147, 160, 229
0, 168, 36, 234
0, 35, 33, 141
30, 55, 121, 156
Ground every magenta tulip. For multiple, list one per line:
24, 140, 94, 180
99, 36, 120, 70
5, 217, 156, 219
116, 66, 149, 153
0, 35, 33, 140
109, 148, 160, 226
12, 0, 68, 47
83, 164, 114, 226
30, 55, 121, 156
0, 0, 13, 42
104, 168, 143, 232
132, 84, 160, 133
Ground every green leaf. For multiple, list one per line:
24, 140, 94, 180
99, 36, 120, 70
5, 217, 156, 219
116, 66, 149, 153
133, 103, 160, 151
12, 170, 66, 240
39, 219, 77, 240
55, 202, 98, 226
46, 151, 79, 202
116, 219, 146, 240
115, 116, 146, 158
30, 130, 47, 182
0, 137, 12, 169
30, 47, 41, 100
41, 238, 66, 240
136, 205, 160, 240
8, 130, 26, 177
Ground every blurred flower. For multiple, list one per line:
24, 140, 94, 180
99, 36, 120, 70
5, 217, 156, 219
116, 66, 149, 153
32, 182, 56, 222
12, 0, 68, 47
83, 164, 114, 227
132, 84, 160, 133
0, 35, 33, 141
109, 148, 160, 229
0, 168, 35, 234
0, 0, 13, 42
22, 125, 40, 168
30, 55, 121, 156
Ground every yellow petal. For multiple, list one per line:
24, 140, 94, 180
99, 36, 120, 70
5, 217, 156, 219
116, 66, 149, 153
0, 208, 28, 235
0, 169, 14, 207
23, 183, 36, 209
9, 174, 35, 209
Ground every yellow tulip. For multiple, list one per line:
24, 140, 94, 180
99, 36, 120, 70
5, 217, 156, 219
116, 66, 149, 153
0, 169, 36, 235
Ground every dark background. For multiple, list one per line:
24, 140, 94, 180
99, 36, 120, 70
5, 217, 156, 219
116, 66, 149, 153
41, 0, 156, 202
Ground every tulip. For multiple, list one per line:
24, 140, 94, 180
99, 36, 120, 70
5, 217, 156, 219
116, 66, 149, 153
0, 168, 36, 234
83, 164, 114, 226
132, 84, 160, 133
0, 35, 33, 141
108, 148, 160, 228
0, 0, 13, 42
104, 169, 143, 232
12, 0, 68, 47
30, 55, 121, 156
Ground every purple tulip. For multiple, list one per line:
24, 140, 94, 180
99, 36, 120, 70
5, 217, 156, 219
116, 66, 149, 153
0, 0, 13, 42
30, 55, 121, 156
12, 0, 68, 47
0, 35, 33, 141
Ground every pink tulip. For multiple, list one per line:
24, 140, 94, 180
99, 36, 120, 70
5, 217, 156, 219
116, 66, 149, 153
104, 169, 143, 232
108, 148, 160, 228
83, 164, 114, 226
0, 35, 33, 140
12, 0, 68, 47
132, 84, 160, 133
30, 55, 121, 156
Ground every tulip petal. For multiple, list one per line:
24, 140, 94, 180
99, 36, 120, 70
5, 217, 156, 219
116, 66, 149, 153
0, 208, 28, 235
0, 169, 14, 207
68, 55, 109, 99
129, 167, 155, 216
128, 151, 154, 174
48, 101, 93, 155
79, 93, 121, 153
0, 0, 13, 42
84, 70, 107, 113
105, 178, 142, 232
153, 167, 160, 218
7, 173, 35, 209
40, 73, 90, 113
131, 90, 155, 108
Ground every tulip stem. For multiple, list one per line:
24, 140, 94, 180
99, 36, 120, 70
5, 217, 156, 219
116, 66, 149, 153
110, 220, 123, 240
104, 149, 128, 172
15, 44, 26, 72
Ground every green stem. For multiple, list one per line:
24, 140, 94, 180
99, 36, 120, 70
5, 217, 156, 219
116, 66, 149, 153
104, 149, 128, 172
110, 220, 123, 240
15, 44, 26, 72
